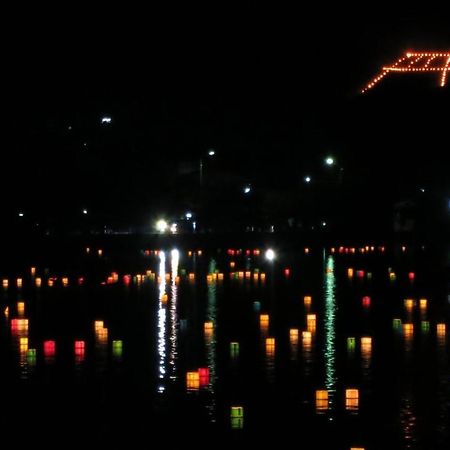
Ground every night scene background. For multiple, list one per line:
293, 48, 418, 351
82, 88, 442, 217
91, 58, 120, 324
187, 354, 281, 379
0, 5, 449, 449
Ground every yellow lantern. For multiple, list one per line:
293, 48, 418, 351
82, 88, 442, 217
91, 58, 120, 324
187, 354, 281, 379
17, 302, 25, 317
260, 314, 269, 330
186, 371, 200, 390
345, 388, 359, 411
289, 328, 299, 345
436, 323, 446, 337
30, 267, 36, 276
307, 314, 316, 333
315, 390, 329, 412
304, 296, 312, 306
347, 268, 354, 278
2, 279, 8, 288
419, 298, 427, 309
403, 323, 414, 339
35, 277, 42, 287
265, 337, 275, 356
17, 278, 23, 288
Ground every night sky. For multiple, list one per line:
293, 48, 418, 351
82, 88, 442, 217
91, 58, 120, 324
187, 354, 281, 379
2, 7, 449, 231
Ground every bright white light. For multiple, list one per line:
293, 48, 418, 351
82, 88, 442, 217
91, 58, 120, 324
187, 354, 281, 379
192, 221, 197, 231
18, 212, 24, 217
170, 223, 178, 234
244, 186, 251, 194
322, 221, 327, 227
265, 249, 275, 261
101, 116, 112, 124
325, 157, 334, 166
156, 219, 168, 233
82, 209, 88, 215
304, 176, 311, 183
420, 188, 425, 193
208, 149, 215, 156
185, 212, 192, 219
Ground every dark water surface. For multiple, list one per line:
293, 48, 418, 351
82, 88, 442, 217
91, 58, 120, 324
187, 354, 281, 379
1, 241, 448, 449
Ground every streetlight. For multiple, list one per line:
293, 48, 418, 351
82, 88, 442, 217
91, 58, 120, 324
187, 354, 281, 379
265, 249, 275, 261
200, 149, 216, 186
155, 219, 168, 233
243, 185, 251, 194
325, 157, 334, 166
304, 175, 311, 184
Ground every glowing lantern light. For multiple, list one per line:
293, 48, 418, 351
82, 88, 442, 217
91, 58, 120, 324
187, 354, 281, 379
304, 295, 312, 306
289, 328, 299, 345
86, 247, 90, 254
362, 296, 371, 308
230, 406, 244, 429
198, 367, 210, 386
389, 272, 396, 281
98, 249, 103, 257
361, 337, 372, 353
304, 247, 310, 254
186, 371, 200, 391
350, 448, 365, 450
27, 348, 37, 365
238, 271, 244, 279
94, 320, 104, 332
17, 278, 23, 288
403, 323, 414, 339
404, 299, 414, 310
345, 388, 359, 411
44, 340, 56, 358
393, 318, 402, 331
331, 247, 335, 253
2, 279, 8, 288
253, 301, 261, 312
230, 261, 235, 269
112, 340, 123, 359
408, 272, 415, 281
347, 268, 354, 278
260, 314, 269, 329
420, 299, 427, 309
315, 390, 329, 412
48, 279, 54, 287
421, 321, 430, 333
284, 268, 290, 277
204, 322, 214, 333
197, 250, 202, 256
302, 330, 312, 346
20, 337, 29, 353
30, 267, 36, 276
307, 314, 316, 332
188, 273, 195, 281
260, 273, 266, 282
218, 273, 224, 281
35, 277, 42, 287
188, 251, 192, 257
230, 342, 240, 358
245, 271, 251, 279
17, 301, 25, 316
367, 272, 373, 280
347, 337, 356, 352
402, 246, 406, 252
4, 306, 9, 318
436, 323, 446, 337
75, 340, 85, 360
62, 277, 69, 287
265, 337, 275, 356
356, 270, 364, 278
78, 277, 84, 285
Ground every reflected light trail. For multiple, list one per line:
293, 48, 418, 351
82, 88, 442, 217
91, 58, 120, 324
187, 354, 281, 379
169, 249, 179, 381
157, 251, 167, 393
324, 252, 337, 401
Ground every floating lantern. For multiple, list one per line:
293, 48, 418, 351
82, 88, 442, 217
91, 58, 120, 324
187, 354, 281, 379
403, 323, 414, 339
253, 301, 261, 312
20, 337, 28, 353
112, 340, 123, 359
347, 268, 354, 278
197, 250, 202, 256
26, 348, 37, 365
389, 272, 396, 281
290, 328, 299, 345
436, 323, 446, 337
402, 246, 406, 252
307, 314, 316, 333
245, 271, 251, 279
238, 271, 244, 279
17, 278, 23, 288
315, 390, 329, 412
78, 277, 84, 285
366, 272, 372, 280
35, 277, 42, 287
75, 340, 85, 359
230, 261, 235, 269
253, 273, 259, 281
4, 306, 9, 318
260, 273, 266, 281
230, 406, 244, 429
94, 320, 104, 331
419, 299, 427, 309
421, 321, 430, 333
44, 340, 56, 358
304, 247, 310, 254
17, 301, 25, 316
404, 299, 414, 310
408, 272, 415, 281
230, 342, 240, 358
265, 337, 275, 356
260, 314, 269, 329
30, 267, 36, 276
304, 296, 312, 306
186, 371, 200, 390
188, 273, 195, 281
362, 296, 371, 308
361, 337, 372, 353
2, 279, 8, 288
86, 247, 90, 254
356, 270, 364, 278
347, 337, 356, 352
98, 249, 103, 257
284, 268, 290, 277
350, 448, 365, 450
62, 277, 69, 287
48, 279, 54, 287
393, 318, 402, 331
254, 249, 260, 256
198, 367, 210, 386
204, 322, 214, 332
218, 273, 224, 281
188, 251, 192, 257
302, 331, 312, 346
345, 388, 359, 411
330, 247, 335, 253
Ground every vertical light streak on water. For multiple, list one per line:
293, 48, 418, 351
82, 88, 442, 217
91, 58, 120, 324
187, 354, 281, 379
157, 251, 167, 393
323, 251, 337, 403
168, 249, 179, 381
205, 258, 217, 422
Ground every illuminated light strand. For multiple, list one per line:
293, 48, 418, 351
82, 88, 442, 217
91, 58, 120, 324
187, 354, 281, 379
362, 51, 450, 93
440, 57, 450, 87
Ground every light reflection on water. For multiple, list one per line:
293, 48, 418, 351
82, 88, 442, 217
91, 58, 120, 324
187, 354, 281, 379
0, 244, 448, 448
